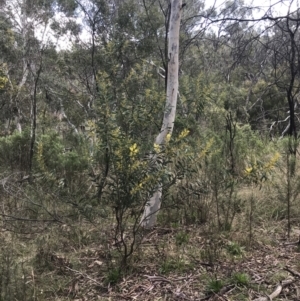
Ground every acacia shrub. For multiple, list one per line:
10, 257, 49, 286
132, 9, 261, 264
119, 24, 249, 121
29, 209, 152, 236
0, 130, 30, 172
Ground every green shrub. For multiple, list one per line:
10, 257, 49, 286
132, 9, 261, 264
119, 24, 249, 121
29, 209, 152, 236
206, 278, 224, 293
0, 130, 30, 171
175, 231, 189, 246
226, 241, 244, 257
231, 272, 250, 286
104, 268, 122, 285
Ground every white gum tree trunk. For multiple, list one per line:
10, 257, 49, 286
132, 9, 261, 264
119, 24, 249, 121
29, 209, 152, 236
141, 0, 182, 228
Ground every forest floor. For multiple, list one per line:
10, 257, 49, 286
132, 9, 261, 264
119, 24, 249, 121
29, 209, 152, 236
26, 219, 300, 301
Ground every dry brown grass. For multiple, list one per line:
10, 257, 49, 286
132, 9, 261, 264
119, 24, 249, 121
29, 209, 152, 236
1, 215, 299, 301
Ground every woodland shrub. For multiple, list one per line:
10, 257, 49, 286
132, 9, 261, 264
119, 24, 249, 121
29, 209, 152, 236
0, 243, 32, 301
0, 130, 93, 233
255, 137, 300, 237
0, 130, 30, 172
162, 113, 268, 231
35, 131, 90, 186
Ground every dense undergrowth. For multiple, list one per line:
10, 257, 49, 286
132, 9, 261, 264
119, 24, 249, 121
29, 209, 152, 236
1, 0, 300, 299
1, 122, 300, 300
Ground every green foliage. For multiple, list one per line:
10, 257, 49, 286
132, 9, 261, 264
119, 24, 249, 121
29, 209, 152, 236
0, 15, 16, 61
104, 268, 122, 285
87, 65, 167, 265
226, 241, 244, 257
175, 231, 189, 246
206, 278, 224, 293
179, 72, 210, 120
0, 244, 32, 301
204, 116, 263, 230
36, 131, 89, 177
159, 257, 191, 274
231, 272, 250, 286
36, 132, 64, 172
1, 1, 300, 299
200, 237, 224, 264
266, 137, 300, 236
270, 206, 287, 220
0, 130, 31, 171
0, 69, 8, 90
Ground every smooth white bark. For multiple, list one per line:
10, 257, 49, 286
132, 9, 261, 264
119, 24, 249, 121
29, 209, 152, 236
141, 0, 182, 228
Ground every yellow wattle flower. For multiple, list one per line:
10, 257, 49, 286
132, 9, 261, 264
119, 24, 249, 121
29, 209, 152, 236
245, 167, 253, 174
166, 133, 171, 143
154, 143, 160, 152
178, 128, 190, 140
264, 152, 280, 171
199, 138, 214, 158
129, 143, 139, 156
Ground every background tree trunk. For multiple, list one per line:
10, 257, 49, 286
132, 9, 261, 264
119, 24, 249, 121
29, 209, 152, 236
140, 0, 182, 228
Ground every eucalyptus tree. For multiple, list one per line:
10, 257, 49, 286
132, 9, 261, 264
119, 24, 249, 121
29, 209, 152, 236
140, 0, 183, 228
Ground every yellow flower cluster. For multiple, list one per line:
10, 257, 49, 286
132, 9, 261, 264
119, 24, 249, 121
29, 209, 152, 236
111, 127, 120, 137
131, 175, 152, 195
154, 143, 160, 153
0, 75, 8, 90
178, 128, 190, 140
166, 133, 172, 143
245, 152, 280, 178
245, 167, 253, 174
129, 143, 139, 156
199, 138, 214, 159
86, 120, 97, 140
263, 152, 280, 171
130, 160, 146, 172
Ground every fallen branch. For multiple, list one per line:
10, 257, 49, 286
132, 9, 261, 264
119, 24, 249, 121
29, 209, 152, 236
144, 274, 172, 284
252, 278, 295, 301
281, 236, 300, 247
284, 266, 300, 278
199, 284, 235, 301
65, 266, 103, 287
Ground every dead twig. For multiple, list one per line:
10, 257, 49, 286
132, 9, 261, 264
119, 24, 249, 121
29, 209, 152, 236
144, 274, 173, 284
285, 266, 300, 278
252, 278, 296, 301
65, 266, 103, 287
